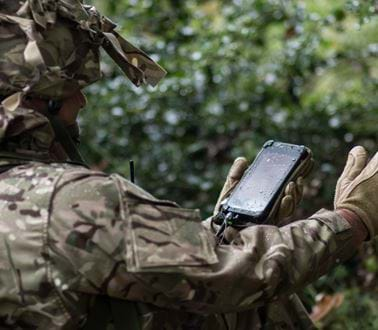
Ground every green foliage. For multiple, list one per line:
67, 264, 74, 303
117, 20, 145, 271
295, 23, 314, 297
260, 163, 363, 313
315, 288, 378, 329
81, 0, 377, 326
83, 0, 377, 214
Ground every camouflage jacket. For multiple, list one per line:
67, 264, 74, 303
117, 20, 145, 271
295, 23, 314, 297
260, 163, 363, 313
0, 106, 357, 330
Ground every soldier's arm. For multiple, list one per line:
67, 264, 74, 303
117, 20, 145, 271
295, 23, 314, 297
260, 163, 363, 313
49, 170, 358, 314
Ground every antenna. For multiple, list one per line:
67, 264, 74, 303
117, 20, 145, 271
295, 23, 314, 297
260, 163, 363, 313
129, 160, 135, 183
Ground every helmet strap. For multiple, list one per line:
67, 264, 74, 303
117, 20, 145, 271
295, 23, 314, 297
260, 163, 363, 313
46, 101, 87, 166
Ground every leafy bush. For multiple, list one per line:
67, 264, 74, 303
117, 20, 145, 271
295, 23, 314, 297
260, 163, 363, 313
83, 0, 377, 213
83, 0, 377, 326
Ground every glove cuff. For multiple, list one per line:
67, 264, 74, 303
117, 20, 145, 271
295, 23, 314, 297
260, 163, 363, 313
336, 204, 374, 241
336, 208, 369, 244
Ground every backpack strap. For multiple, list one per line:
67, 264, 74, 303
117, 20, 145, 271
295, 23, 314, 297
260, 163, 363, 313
44, 101, 88, 167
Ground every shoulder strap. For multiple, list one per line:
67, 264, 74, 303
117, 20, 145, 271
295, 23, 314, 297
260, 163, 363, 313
83, 296, 141, 330
45, 112, 87, 166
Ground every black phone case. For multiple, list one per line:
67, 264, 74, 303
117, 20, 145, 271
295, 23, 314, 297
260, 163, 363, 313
221, 140, 309, 226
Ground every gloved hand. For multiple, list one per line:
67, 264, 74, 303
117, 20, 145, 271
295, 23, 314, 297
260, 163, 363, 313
213, 157, 249, 216
213, 155, 313, 223
335, 146, 378, 240
204, 157, 248, 238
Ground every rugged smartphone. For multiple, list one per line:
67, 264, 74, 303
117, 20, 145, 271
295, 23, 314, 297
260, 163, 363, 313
217, 140, 311, 228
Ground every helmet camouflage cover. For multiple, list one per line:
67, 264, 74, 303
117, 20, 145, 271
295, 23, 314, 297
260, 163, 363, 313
0, 0, 166, 100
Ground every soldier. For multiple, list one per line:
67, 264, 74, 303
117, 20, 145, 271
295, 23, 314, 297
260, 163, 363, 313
0, 1, 376, 329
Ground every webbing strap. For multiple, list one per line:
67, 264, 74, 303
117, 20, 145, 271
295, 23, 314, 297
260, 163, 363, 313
44, 112, 87, 166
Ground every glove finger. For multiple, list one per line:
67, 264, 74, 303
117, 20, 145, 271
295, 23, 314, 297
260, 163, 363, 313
222, 157, 248, 195
341, 146, 368, 182
228, 157, 249, 182
285, 181, 296, 196
286, 181, 298, 205
278, 195, 294, 219
214, 157, 248, 215
357, 151, 378, 178
335, 146, 368, 207
301, 157, 314, 178
294, 177, 304, 206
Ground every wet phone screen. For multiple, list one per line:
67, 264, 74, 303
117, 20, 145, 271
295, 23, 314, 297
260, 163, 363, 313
226, 145, 305, 218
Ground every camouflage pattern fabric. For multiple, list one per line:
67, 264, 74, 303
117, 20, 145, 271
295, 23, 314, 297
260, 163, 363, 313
0, 106, 358, 329
0, 0, 166, 100
0, 99, 59, 162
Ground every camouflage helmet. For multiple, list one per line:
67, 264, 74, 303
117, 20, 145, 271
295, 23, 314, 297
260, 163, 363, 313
0, 0, 166, 100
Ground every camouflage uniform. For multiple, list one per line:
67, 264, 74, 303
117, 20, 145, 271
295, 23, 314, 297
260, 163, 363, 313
0, 1, 358, 329
0, 0, 166, 101
0, 104, 357, 329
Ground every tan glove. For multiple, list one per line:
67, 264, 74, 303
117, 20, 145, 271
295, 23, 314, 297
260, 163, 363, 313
213, 157, 249, 216
335, 146, 378, 240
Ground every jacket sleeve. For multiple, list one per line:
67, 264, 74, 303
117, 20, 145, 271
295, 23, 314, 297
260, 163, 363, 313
49, 170, 356, 314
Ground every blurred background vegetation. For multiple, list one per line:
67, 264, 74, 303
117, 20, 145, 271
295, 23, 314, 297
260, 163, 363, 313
83, 0, 377, 328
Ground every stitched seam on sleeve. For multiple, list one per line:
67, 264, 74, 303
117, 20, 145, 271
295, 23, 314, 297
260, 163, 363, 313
43, 165, 78, 320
